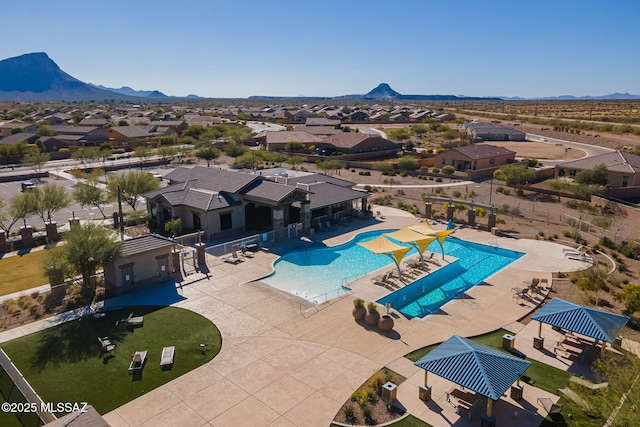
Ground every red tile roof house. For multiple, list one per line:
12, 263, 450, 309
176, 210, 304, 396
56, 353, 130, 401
433, 144, 516, 172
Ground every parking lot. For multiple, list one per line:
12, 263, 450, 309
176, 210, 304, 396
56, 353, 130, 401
0, 164, 174, 231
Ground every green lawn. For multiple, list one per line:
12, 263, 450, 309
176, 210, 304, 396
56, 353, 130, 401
0, 306, 222, 415
0, 250, 48, 296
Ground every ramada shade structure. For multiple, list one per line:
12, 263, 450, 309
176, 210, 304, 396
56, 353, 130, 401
531, 298, 629, 344
357, 235, 410, 280
384, 228, 437, 268
415, 335, 531, 417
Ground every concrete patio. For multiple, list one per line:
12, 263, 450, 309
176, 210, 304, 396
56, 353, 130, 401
0, 205, 603, 426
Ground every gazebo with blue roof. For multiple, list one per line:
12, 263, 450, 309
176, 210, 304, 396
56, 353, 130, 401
414, 335, 531, 425
531, 298, 630, 356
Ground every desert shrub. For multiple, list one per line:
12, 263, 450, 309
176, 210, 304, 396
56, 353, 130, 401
419, 166, 429, 173
468, 190, 477, 197
432, 167, 440, 173
620, 242, 640, 259
370, 195, 392, 206
441, 165, 455, 174
400, 171, 408, 177
364, 185, 372, 191
343, 404, 356, 422
453, 191, 462, 198
599, 236, 617, 249
516, 189, 524, 196
361, 406, 374, 424
435, 177, 443, 182
351, 390, 369, 407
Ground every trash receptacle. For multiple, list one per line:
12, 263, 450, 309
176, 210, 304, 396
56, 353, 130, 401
381, 382, 397, 402
510, 385, 523, 400
502, 334, 515, 350
533, 336, 545, 350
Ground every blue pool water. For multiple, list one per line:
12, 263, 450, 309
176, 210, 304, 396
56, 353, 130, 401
378, 238, 523, 318
261, 229, 523, 311
261, 230, 411, 302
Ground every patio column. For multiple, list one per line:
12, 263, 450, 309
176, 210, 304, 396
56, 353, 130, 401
195, 243, 206, 269
272, 207, 285, 241
538, 321, 542, 337
601, 341, 607, 357
301, 200, 311, 234
424, 202, 432, 219
46, 221, 58, 243
446, 204, 454, 221
0, 230, 6, 253
20, 225, 33, 248
488, 212, 497, 230
487, 399, 493, 417
467, 208, 476, 227
361, 197, 368, 212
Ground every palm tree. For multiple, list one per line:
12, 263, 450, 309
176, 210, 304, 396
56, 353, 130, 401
63, 223, 122, 294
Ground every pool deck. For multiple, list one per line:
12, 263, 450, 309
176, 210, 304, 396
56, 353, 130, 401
0, 206, 615, 427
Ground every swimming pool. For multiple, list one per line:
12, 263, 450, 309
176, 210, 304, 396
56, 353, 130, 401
378, 238, 523, 318
260, 230, 411, 302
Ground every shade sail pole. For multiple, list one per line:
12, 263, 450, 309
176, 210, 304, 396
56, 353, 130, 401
384, 253, 403, 281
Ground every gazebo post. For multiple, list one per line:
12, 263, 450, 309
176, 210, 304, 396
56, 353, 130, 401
418, 370, 432, 401
538, 321, 542, 337
601, 340, 606, 357
482, 399, 496, 427
487, 399, 493, 417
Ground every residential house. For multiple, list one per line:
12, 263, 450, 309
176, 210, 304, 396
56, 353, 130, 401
109, 126, 152, 144
460, 122, 525, 142
149, 120, 187, 133
78, 118, 110, 127
265, 131, 324, 151
315, 134, 402, 155
433, 144, 516, 171
0, 122, 39, 138
555, 150, 640, 191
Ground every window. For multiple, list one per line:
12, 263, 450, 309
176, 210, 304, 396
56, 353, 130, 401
489, 158, 495, 165
622, 176, 629, 187
441, 158, 446, 165
220, 212, 232, 231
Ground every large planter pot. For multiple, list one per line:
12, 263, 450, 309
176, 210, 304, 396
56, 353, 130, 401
352, 306, 366, 321
378, 315, 394, 331
365, 311, 380, 326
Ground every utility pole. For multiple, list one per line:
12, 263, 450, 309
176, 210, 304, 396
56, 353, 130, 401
117, 184, 124, 239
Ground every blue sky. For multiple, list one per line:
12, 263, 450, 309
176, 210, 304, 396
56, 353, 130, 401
2, 0, 639, 98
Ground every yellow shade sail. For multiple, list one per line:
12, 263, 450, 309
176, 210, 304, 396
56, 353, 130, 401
435, 228, 456, 244
408, 221, 436, 236
385, 228, 437, 254
357, 235, 410, 264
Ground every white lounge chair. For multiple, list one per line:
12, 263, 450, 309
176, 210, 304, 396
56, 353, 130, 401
128, 350, 148, 372
563, 245, 584, 254
224, 250, 244, 264
160, 346, 175, 368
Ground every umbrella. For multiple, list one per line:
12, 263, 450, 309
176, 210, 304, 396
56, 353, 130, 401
358, 235, 410, 280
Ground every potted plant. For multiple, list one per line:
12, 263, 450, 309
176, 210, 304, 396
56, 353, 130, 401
352, 298, 366, 320
378, 313, 394, 331
365, 302, 380, 326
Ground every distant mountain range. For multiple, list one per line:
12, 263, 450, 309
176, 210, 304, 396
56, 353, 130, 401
0, 52, 638, 102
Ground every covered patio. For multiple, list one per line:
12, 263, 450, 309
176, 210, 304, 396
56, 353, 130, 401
413, 335, 550, 427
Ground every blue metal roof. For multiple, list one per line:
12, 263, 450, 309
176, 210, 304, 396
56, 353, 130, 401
531, 298, 629, 343
414, 335, 531, 400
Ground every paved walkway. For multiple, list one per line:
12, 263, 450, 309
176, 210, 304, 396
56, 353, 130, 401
0, 207, 602, 426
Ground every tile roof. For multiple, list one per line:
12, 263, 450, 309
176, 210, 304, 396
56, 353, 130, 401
120, 234, 175, 257
164, 167, 258, 193
240, 179, 304, 203
559, 150, 640, 174
304, 182, 368, 210
265, 131, 324, 144
286, 173, 355, 188
109, 126, 151, 138
0, 132, 40, 145
145, 180, 240, 210
449, 144, 516, 160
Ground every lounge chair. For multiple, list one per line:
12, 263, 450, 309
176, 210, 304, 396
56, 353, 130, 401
537, 397, 563, 415
98, 337, 115, 354
371, 272, 389, 286
325, 221, 334, 230
376, 210, 386, 219
563, 245, 584, 255
117, 313, 144, 326
240, 246, 254, 258
224, 250, 244, 264
128, 350, 148, 372
160, 346, 175, 368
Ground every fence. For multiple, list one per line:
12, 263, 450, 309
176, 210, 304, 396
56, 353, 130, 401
0, 349, 53, 425
561, 214, 629, 245
205, 226, 303, 258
